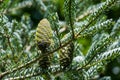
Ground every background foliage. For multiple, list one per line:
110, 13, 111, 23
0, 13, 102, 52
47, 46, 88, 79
0, 0, 120, 80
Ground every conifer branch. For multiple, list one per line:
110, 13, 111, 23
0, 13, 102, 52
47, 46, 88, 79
76, 0, 117, 38
64, 0, 76, 39
78, 47, 120, 70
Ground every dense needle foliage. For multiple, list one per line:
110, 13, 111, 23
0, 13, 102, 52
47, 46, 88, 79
0, 0, 120, 80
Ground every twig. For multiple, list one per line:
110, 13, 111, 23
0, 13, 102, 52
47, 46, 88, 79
4, 72, 42, 80
6, 35, 15, 56
0, 33, 15, 56
4, 68, 64, 80
68, 0, 75, 39
53, 13, 62, 46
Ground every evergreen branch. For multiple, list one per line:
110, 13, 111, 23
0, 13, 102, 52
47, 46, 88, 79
7, 48, 120, 80
4, 65, 62, 80
76, 0, 117, 38
1, 28, 15, 56
64, 0, 76, 39
84, 63, 103, 79
81, 47, 120, 70
4, 72, 42, 80
86, 36, 113, 61
77, 36, 114, 71
80, 19, 113, 38
75, 2, 107, 22
71, 47, 120, 79
5, 70, 62, 80
69, 0, 75, 39
54, 14, 61, 46
97, 47, 120, 61
60, 19, 112, 44
111, 17, 120, 36
4, 69, 63, 80
6, 35, 15, 56
0, 39, 72, 79
55, 27, 61, 46
109, 40, 120, 50
49, 13, 61, 46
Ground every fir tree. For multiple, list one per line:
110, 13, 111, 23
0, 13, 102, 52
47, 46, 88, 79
0, 0, 120, 80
